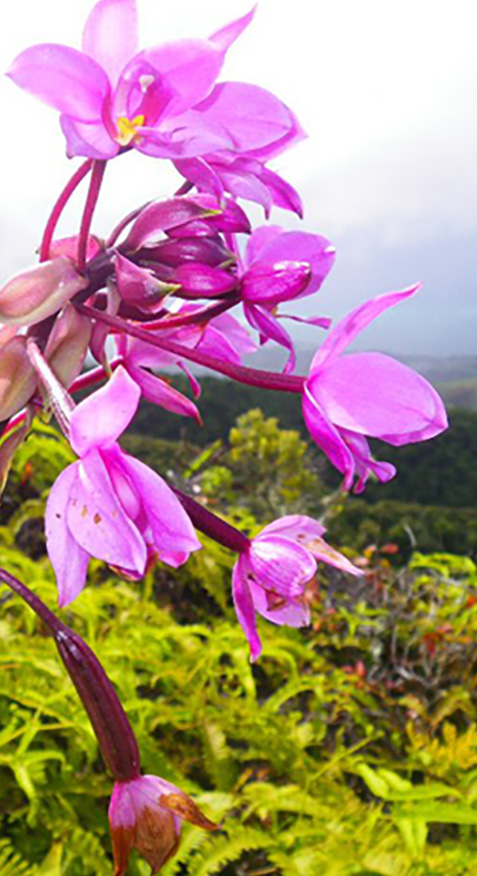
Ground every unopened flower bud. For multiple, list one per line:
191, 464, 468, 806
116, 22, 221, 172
0, 331, 37, 420
0, 257, 87, 326
45, 304, 92, 387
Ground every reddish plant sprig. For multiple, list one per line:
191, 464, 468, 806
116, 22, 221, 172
39, 159, 93, 263
77, 160, 108, 272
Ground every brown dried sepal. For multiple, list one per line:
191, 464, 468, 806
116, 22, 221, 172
159, 792, 219, 831
111, 806, 180, 876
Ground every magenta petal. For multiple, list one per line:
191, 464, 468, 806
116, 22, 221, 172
341, 431, 397, 493
209, 313, 258, 357
244, 304, 296, 374
211, 159, 274, 214
126, 363, 201, 422
174, 158, 225, 204
248, 536, 316, 598
195, 83, 301, 153
70, 366, 141, 456
255, 231, 336, 296
241, 260, 311, 304
302, 383, 355, 490
232, 557, 262, 661
139, 40, 223, 115
116, 254, 167, 304
60, 115, 118, 159
209, 6, 257, 51
119, 454, 202, 567
45, 463, 90, 607
196, 326, 242, 366
125, 198, 216, 250
82, 0, 138, 86
245, 225, 283, 265
8, 44, 110, 122
258, 167, 304, 218
312, 285, 421, 369
249, 581, 310, 629
67, 448, 147, 573
137, 111, 233, 159
282, 314, 332, 330
175, 262, 237, 297
312, 352, 448, 443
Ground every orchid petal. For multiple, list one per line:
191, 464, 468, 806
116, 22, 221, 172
241, 260, 311, 304
340, 430, 397, 493
45, 463, 90, 607
174, 158, 225, 204
249, 581, 310, 628
302, 383, 355, 490
136, 111, 233, 159
255, 231, 336, 296
209, 6, 257, 51
119, 454, 202, 567
281, 313, 332, 329
245, 225, 283, 266
248, 536, 316, 598
8, 44, 110, 122
209, 312, 258, 356
70, 366, 140, 456
244, 304, 296, 373
67, 448, 147, 574
310, 352, 448, 443
258, 167, 304, 217
196, 325, 242, 366
139, 40, 223, 115
125, 198, 217, 250
195, 83, 301, 153
83, 0, 138, 86
232, 557, 262, 661
126, 363, 201, 422
175, 262, 237, 297
60, 115, 119, 159
311, 284, 421, 370
260, 514, 326, 541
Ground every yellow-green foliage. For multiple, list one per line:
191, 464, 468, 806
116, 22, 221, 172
2, 425, 477, 874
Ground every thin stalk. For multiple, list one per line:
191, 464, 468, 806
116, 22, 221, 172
0, 568, 141, 782
106, 201, 153, 248
77, 160, 108, 273
173, 488, 250, 553
76, 305, 305, 393
137, 297, 240, 332
39, 160, 93, 262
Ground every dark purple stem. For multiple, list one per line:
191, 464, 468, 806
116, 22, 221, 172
0, 568, 141, 782
39, 159, 93, 262
76, 305, 305, 393
77, 160, 108, 273
173, 489, 250, 553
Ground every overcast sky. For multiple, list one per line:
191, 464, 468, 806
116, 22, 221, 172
0, 0, 476, 356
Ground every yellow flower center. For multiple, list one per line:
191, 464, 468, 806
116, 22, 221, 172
115, 114, 145, 146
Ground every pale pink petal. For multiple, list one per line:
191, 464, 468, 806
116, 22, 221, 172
249, 581, 310, 628
45, 463, 90, 607
340, 430, 397, 493
209, 6, 257, 51
126, 363, 201, 422
196, 325, 242, 366
248, 536, 316, 598
82, 0, 138, 86
302, 383, 355, 490
67, 448, 147, 573
137, 111, 233, 159
70, 366, 140, 456
8, 44, 110, 121
195, 83, 301, 153
311, 352, 448, 442
209, 313, 257, 356
139, 41, 223, 115
60, 115, 118, 159
311, 285, 421, 370
119, 454, 202, 567
232, 557, 262, 661
281, 314, 332, 329
212, 159, 273, 214
260, 514, 326, 541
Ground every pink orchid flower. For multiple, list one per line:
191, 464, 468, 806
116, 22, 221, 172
240, 225, 335, 373
8, 0, 300, 165
302, 285, 449, 493
109, 774, 217, 876
232, 514, 362, 661
45, 366, 201, 606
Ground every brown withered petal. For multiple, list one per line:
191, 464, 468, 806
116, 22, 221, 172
159, 792, 220, 831
112, 824, 135, 876
135, 805, 180, 874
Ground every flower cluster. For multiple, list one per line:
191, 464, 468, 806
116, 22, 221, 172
1, 0, 449, 871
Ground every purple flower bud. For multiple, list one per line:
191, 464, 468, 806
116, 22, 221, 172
124, 198, 218, 250
139, 237, 233, 268
115, 253, 179, 304
44, 304, 92, 388
0, 257, 87, 326
166, 195, 251, 238
175, 262, 238, 298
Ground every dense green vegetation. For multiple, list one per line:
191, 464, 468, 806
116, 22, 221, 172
1, 411, 477, 874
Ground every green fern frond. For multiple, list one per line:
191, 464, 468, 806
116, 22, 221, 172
0, 839, 34, 876
187, 826, 275, 876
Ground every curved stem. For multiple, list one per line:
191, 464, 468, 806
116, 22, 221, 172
106, 200, 152, 248
77, 160, 108, 273
39, 159, 93, 262
0, 568, 61, 632
76, 304, 305, 393
173, 488, 250, 553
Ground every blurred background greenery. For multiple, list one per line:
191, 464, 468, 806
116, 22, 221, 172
1, 384, 477, 875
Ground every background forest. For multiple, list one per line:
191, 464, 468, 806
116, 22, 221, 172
1, 379, 477, 875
